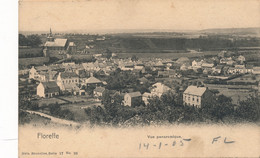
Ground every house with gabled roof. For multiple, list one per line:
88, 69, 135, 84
84, 76, 103, 87
237, 55, 246, 64
56, 72, 79, 91
234, 64, 246, 74
124, 92, 142, 106
253, 67, 260, 74
93, 87, 106, 98
212, 65, 224, 74
183, 86, 213, 108
37, 81, 60, 98
151, 82, 172, 98
142, 92, 152, 105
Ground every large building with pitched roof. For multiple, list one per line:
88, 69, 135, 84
44, 28, 76, 55
56, 72, 79, 91
183, 86, 213, 108
37, 81, 60, 98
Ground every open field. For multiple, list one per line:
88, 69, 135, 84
19, 57, 50, 67
117, 51, 219, 59
58, 95, 91, 103
38, 97, 67, 107
61, 101, 102, 122
19, 47, 43, 58
206, 84, 256, 104
227, 74, 258, 84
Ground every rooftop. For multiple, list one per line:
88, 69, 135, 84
126, 92, 142, 98
45, 38, 67, 47
94, 87, 106, 93
183, 86, 207, 96
85, 76, 102, 84
60, 72, 78, 78
40, 81, 60, 93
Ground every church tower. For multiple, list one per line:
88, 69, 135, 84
47, 28, 55, 42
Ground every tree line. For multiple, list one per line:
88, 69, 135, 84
83, 90, 260, 126
19, 34, 42, 47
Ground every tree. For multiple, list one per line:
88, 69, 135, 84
105, 49, 112, 59
160, 91, 177, 107
19, 34, 28, 46
236, 96, 260, 122
49, 103, 61, 116
131, 55, 138, 61
27, 34, 42, 47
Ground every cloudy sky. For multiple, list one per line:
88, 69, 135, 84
19, 0, 260, 32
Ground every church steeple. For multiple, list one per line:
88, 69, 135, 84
49, 28, 53, 37
47, 27, 54, 42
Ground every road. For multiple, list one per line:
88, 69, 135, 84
25, 110, 81, 127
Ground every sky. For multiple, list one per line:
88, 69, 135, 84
19, 0, 260, 33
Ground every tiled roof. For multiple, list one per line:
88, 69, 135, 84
126, 92, 142, 98
64, 83, 80, 91
45, 38, 67, 47
94, 87, 105, 93
215, 65, 224, 69
176, 57, 190, 63
69, 42, 75, 46
41, 81, 59, 93
60, 72, 78, 78
85, 77, 102, 84
142, 92, 152, 97
183, 86, 207, 96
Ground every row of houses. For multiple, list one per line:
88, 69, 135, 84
181, 57, 260, 75
124, 85, 212, 108
36, 70, 104, 98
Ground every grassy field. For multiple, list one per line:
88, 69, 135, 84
206, 84, 256, 104
61, 100, 102, 122
227, 74, 258, 84
38, 98, 67, 107
117, 51, 219, 59
19, 57, 50, 68
58, 96, 90, 103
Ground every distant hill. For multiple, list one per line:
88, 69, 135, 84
199, 27, 260, 35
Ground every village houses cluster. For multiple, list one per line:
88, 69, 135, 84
21, 48, 260, 109
19, 29, 260, 109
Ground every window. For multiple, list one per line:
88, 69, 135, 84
188, 97, 190, 101
192, 97, 194, 101
197, 98, 199, 102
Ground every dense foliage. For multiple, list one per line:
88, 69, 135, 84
19, 34, 42, 47
84, 90, 260, 126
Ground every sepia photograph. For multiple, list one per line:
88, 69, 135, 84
17, 0, 260, 157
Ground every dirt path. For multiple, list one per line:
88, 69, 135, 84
25, 110, 81, 126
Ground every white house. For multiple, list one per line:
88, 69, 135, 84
56, 72, 79, 91
253, 67, 260, 74
84, 76, 103, 87
234, 65, 246, 74
237, 55, 246, 64
192, 60, 203, 69
183, 86, 213, 108
142, 92, 152, 105
151, 82, 171, 98
93, 87, 106, 98
37, 81, 60, 98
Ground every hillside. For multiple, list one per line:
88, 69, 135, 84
200, 27, 260, 36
